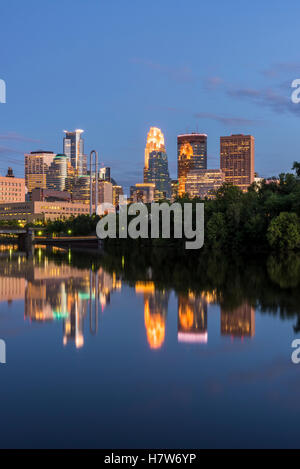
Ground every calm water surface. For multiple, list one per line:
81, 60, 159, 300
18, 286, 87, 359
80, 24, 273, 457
0, 245, 300, 448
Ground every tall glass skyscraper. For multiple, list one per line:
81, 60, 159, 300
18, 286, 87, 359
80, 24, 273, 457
63, 129, 86, 176
47, 154, 69, 191
177, 133, 207, 196
143, 127, 171, 200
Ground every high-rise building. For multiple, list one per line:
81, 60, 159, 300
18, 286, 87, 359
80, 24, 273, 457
0, 171, 25, 203
112, 185, 123, 207
170, 179, 179, 201
99, 167, 111, 182
72, 176, 90, 204
177, 133, 207, 196
220, 134, 255, 191
184, 169, 225, 199
63, 129, 86, 176
97, 181, 113, 206
25, 151, 55, 193
47, 154, 69, 192
144, 127, 171, 200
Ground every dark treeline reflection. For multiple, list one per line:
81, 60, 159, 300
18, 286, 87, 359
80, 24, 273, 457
1, 245, 300, 350
101, 246, 300, 333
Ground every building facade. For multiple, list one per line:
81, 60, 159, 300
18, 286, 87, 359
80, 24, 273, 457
47, 154, 69, 192
220, 134, 255, 191
144, 127, 171, 200
130, 183, 155, 203
72, 176, 90, 204
99, 167, 111, 182
170, 179, 179, 201
0, 201, 90, 223
112, 185, 123, 207
184, 169, 225, 199
97, 181, 113, 206
25, 151, 55, 193
0, 172, 25, 203
177, 133, 207, 196
63, 129, 86, 176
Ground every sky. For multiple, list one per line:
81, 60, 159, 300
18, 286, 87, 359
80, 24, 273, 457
1, 0, 300, 192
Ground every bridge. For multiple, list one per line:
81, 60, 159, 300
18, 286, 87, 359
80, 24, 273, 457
0, 227, 35, 251
0, 228, 103, 252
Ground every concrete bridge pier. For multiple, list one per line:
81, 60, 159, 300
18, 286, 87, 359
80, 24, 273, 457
18, 228, 35, 253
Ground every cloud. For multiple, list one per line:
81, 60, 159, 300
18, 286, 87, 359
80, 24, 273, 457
262, 62, 300, 78
193, 111, 259, 126
158, 105, 259, 126
0, 132, 39, 143
130, 57, 195, 83
227, 86, 300, 116
203, 76, 224, 90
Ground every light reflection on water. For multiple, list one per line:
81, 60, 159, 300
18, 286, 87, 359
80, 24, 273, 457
0, 246, 299, 448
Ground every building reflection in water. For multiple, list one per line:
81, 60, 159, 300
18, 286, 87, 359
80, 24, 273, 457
0, 250, 256, 349
135, 282, 169, 349
221, 302, 255, 338
177, 291, 208, 344
0, 252, 122, 348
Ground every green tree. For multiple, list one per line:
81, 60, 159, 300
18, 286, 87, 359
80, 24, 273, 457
206, 212, 227, 248
293, 161, 300, 178
267, 212, 300, 251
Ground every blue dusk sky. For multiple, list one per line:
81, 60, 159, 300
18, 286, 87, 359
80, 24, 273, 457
1, 0, 300, 191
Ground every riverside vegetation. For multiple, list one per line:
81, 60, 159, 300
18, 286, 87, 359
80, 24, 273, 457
4, 162, 299, 254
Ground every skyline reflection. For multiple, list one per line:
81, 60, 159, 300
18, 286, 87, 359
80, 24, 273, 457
0, 247, 258, 350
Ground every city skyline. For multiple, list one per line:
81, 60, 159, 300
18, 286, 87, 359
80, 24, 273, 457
1, 1, 300, 192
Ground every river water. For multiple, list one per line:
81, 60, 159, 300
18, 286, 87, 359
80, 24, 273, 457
0, 245, 299, 448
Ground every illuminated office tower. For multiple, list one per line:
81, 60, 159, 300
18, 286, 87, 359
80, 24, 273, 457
220, 134, 255, 191
47, 154, 69, 191
112, 185, 123, 207
63, 129, 86, 176
72, 176, 90, 204
144, 127, 171, 200
177, 133, 207, 196
25, 151, 55, 193
184, 169, 225, 199
170, 179, 179, 201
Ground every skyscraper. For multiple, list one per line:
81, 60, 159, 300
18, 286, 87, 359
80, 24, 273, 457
177, 133, 207, 196
99, 167, 111, 182
47, 154, 69, 191
112, 185, 123, 207
25, 151, 55, 193
220, 134, 255, 191
63, 129, 86, 176
144, 127, 171, 200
